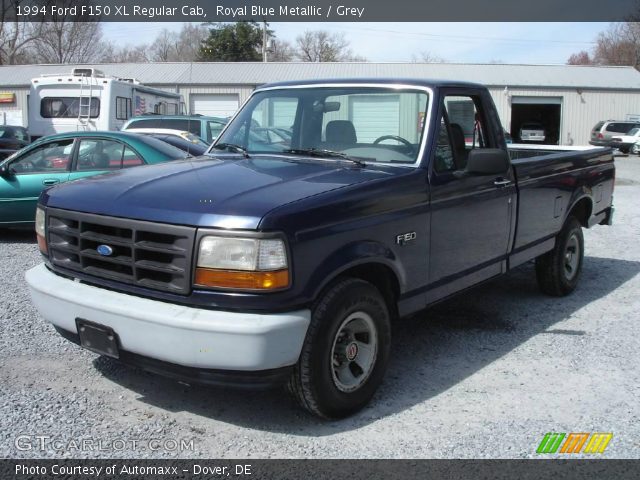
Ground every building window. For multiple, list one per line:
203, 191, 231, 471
116, 97, 131, 120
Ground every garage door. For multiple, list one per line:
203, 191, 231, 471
350, 95, 400, 143
190, 94, 239, 118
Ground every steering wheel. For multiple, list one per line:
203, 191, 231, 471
373, 135, 414, 153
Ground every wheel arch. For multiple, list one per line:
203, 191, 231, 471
307, 242, 404, 318
566, 195, 593, 228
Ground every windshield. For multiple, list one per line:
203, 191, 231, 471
213, 86, 430, 164
628, 128, 640, 136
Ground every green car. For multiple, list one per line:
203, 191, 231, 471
0, 131, 189, 227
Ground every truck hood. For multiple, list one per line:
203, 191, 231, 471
42, 155, 401, 229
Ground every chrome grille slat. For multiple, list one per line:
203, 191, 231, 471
46, 208, 195, 295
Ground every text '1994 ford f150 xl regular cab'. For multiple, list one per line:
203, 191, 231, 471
26, 79, 614, 418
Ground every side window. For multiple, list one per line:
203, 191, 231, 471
76, 139, 125, 171
116, 97, 132, 120
434, 115, 455, 173
10, 140, 74, 173
436, 94, 491, 171
122, 146, 144, 168
208, 121, 225, 142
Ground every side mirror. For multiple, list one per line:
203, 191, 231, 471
465, 148, 510, 175
0, 164, 13, 177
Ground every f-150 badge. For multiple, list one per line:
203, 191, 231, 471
396, 232, 416, 245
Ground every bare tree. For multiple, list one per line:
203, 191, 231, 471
267, 38, 295, 62
32, 21, 104, 64
295, 30, 365, 62
149, 24, 207, 62
566, 22, 640, 70
0, 1, 44, 64
567, 50, 593, 65
593, 22, 640, 68
101, 42, 151, 63
411, 51, 446, 63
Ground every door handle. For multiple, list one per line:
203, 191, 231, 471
42, 179, 60, 186
494, 179, 511, 188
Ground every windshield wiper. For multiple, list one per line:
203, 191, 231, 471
283, 148, 366, 166
212, 143, 250, 158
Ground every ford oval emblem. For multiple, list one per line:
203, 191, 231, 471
96, 244, 114, 257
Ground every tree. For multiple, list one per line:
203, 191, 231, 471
566, 22, 640, 70
295, 30, 365, 62
567, 50, 593, 65
0, 0, 43, 64
197, 22, 265, 61
149, 24, 207, 62
267, 38, 295, 62
33, 21, 104, 63
593, 22, 640, 68
411, 51, 446, 63
101, 43, 150, 63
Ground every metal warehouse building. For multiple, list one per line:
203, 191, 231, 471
1, 62, 640, 146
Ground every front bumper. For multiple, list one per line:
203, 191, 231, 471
26, 264, 310, 379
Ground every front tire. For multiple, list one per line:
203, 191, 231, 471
288, 278, 391, 419
632, 144, 640, 155
535, 216, 584, 296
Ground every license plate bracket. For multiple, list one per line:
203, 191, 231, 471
76, 319, 120, 359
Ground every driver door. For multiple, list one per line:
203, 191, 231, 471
427, 90, 516, 301
0, 139, 73, 225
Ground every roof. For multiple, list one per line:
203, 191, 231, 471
0, 62, 639, 90
257, 78, 482, 90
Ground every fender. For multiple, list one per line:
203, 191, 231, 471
305, 240, 406, 301
564, 191, 593, 227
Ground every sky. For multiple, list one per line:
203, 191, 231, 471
101, 22, 611, 64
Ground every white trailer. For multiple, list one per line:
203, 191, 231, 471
28, 68, 182, 138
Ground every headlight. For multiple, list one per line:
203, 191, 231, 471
195, 235, 289, 290
35, 207, 47, 254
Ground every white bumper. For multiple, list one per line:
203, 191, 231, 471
25, 264, 310, 371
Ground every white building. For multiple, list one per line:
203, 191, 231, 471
1, 62, 640, 145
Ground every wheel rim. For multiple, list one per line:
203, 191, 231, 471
330, 311, 378, 393
564, 233, 580, 280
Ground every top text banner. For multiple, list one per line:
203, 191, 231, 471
4, 0, 640, 21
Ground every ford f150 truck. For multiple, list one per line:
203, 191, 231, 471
26, 79, 615, 418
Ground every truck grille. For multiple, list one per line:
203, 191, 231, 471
46, 208, 196, 294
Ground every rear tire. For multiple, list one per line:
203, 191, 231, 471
535, 216, 584, 296
288, 278, 391, 419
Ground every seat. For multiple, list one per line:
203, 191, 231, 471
92, 153, 111, 169
325, 120, 357, 146
449, 123, 468, 170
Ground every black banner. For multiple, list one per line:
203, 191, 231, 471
1, 459, 640, 480
2, 0, 640, 22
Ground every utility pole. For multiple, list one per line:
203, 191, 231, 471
262, 20, 268, 62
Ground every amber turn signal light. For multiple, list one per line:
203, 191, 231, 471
37, 233, 48, 255
194, 268, 289, 290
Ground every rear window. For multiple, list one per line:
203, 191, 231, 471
135, 135, 191, 160
125, 118, 201, 137
605, 122, 636, 133
592, 122, 605, 132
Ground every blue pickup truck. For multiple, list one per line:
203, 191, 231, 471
26, 79, 614, 418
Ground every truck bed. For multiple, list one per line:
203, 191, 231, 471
506, 144, 615, 262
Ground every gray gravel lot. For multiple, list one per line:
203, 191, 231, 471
1, 156, 639, 459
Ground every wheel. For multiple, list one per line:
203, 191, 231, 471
632, 144, 640, 155
535, 216, 584, 296
288, 277, 391, 419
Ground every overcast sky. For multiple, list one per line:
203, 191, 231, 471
102, 22, 610, 63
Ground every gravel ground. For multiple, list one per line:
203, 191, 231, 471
1, 155, 639, 459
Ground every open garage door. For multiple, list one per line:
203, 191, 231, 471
190, 94, 239, 118
511, 96, 562, 145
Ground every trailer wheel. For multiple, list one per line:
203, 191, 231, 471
535, 216, 584, 296
288, 277, 391, 419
